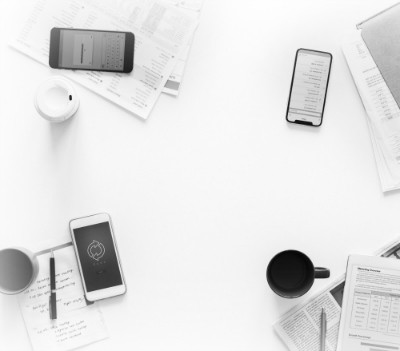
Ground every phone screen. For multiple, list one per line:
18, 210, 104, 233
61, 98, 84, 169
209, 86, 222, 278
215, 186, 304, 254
58, 29, 126, 71
73, 222, 123, 292
286, 49, 332, 126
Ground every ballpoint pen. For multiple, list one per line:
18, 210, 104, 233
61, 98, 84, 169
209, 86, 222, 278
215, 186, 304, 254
320, 308, 327, 351
49, 250, 57, 320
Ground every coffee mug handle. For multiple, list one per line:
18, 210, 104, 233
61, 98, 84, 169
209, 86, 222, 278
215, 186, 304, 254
314, 267, 330, 279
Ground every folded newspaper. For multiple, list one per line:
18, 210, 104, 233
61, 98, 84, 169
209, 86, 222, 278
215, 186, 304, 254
273, 236, 400, 351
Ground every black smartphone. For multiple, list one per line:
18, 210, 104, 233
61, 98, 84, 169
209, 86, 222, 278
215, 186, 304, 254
286, 48, 332, 127
49, 27, 135, 73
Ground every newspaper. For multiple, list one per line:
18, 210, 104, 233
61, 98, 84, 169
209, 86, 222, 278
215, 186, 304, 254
273, 237, 400, 351
84, 0, 204, 96
10, 0, 198, 119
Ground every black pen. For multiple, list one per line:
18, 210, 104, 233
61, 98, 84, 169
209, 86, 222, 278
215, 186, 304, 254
49, 250, 57, 320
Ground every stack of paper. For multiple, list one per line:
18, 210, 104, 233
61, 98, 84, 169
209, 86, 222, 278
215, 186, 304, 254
342, 31, 400, 192
273, 236, 400, 351
10, 0, 203, 119
82, 0, 204, 97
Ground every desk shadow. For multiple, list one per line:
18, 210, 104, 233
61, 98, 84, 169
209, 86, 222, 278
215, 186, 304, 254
287, 122, 321, 134
48, 116, 75, 150
96, 293, 127, 308
265, 286, 300, 310
103, 98, 148, 125
383, 187, 400, 197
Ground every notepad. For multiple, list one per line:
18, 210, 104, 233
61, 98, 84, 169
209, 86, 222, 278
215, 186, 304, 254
18, 242, 108, 351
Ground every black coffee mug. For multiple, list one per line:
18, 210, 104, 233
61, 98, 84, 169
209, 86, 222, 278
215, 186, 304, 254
266, 250, 330, 298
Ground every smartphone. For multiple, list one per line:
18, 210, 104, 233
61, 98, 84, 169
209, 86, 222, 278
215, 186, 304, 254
49, 28, 134, 73
286, 48, 332, 127
70, 213, 126, 301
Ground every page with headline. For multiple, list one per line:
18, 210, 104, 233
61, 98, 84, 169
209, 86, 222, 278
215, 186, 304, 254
337, 255, 400, 351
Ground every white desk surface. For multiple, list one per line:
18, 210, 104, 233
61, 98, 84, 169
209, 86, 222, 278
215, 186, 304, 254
1, 0, 399, 350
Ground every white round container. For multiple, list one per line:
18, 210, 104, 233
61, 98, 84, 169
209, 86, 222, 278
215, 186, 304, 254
34, 76, 79, 122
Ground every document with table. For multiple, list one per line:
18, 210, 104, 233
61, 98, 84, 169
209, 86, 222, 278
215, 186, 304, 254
18, 242, 108, 351
10, 0, 199, 119
273, 237, 400, 351
337, 254, 400, 351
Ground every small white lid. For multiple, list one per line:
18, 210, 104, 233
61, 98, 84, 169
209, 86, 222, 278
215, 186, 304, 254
34, 76, 79, 122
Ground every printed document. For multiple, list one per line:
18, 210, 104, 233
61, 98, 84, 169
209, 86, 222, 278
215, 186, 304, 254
18, 242, 108, 351
161, 0, 204, 96
273, 237, 400, 351
11, 0, 198, 119
342, 31, 400, 191
84, 0, 204, 96
337, 255, 400, 351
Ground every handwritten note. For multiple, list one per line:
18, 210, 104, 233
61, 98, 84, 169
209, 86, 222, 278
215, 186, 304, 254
23, 305, 107, 351
18, 244, 108, 351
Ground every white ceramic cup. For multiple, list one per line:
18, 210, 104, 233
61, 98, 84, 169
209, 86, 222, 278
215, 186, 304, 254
0, 247, 39, 295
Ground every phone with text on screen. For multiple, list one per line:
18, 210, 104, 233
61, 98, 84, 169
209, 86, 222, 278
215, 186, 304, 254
49, 28, 134, 73
286, 49, 332, 127
70, 213, 126, 302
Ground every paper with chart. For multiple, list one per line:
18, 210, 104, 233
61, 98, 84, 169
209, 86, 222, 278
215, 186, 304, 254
11, 0, 198, 119
273, 237, 400, 351
18, 243, 108, 351
337, 255, 400, 351
342, 31, 400, 192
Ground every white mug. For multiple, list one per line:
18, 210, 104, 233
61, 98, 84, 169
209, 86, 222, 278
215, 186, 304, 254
0, 247, 39, 295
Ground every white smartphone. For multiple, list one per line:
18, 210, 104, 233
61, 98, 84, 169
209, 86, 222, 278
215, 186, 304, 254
69, 213, 126, 301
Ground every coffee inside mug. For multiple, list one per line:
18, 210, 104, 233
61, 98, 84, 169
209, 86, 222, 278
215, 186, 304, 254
269, 251, 313, 293
0, 248, 37, 294
267, 250, 330, 298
